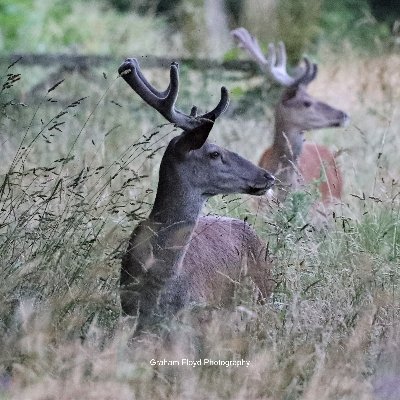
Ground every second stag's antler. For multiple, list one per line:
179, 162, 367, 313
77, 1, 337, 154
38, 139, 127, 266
231, 27, 317, 87
118, 58, 230, 131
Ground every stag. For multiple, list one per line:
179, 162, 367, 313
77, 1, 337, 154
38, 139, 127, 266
118, 59, 275, 330
231, 28, 349, 204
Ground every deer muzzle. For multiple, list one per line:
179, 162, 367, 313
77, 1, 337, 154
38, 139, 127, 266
247, 171, 275, 195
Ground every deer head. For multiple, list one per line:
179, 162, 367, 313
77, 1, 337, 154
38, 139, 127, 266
118, 58, 275, 224
231, 27, 349, 133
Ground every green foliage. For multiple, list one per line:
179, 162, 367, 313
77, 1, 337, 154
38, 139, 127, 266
239, 0, 322, 62
0, 0, 31, 50
240, 0, 393, 63
321, 0, 391, 51
103, 0, 132, 12
223, 47, 241, 62
0, 0, 74, 52
275, 191, 315, 229
0, 0, 395, 58
356, 205, 400, 260
0, 0, 168, 55
370, 0, 400, 24
276, 0, 322, 62
225, 0, 243, 25
174, 0, 207, 56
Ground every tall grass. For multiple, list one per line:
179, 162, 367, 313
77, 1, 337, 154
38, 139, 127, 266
0, 46, 399, 400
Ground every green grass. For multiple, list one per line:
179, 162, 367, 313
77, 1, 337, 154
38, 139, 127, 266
0, 44, 400, 400
0, 0, 170, 55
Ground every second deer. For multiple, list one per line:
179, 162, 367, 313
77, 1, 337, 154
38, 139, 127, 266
232, 28, 349, 204
118, 58, 275, 331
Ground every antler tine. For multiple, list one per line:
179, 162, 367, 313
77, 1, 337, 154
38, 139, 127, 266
166, 63, 229, 124
201, 87, 230, 120
119, 58, 229, 131
163, 62, 179, 111
231, 27, 296, 86
118, 58, 166, 110
307, 62, 318, 84
276, 42, 287, 70
265, 42, 300, 87
127, 58, 170, 98
266, 43, 277, 71
293, 58, 318, 86
266, 42, 318, 88
232, 28, 318, 88
231, 28, 268, 71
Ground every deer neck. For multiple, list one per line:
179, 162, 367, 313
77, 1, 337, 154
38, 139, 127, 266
265, 114, 305, 200
272, 114, 305, 166
122, 178, 204, 322
146, 176, 205, 276
150, 178, 203, 226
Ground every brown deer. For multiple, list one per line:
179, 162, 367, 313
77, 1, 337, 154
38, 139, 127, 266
231, 28, 349, 204
118, 58, 275, 330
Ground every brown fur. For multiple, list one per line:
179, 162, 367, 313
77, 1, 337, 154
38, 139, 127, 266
183, 216, 273, 305
259, 142, 343, 202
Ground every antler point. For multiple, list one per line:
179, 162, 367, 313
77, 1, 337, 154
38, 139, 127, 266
119, 68, 132, 77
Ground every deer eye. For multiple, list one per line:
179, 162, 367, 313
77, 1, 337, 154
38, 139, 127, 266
209, 151, 220, 159
303, 101, 312, 108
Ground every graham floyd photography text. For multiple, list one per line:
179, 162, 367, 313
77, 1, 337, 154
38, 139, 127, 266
150, 358, 251, 368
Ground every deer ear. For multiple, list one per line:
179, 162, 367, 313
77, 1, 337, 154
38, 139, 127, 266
281, 87, 299, 104
175, 116, 215, 154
